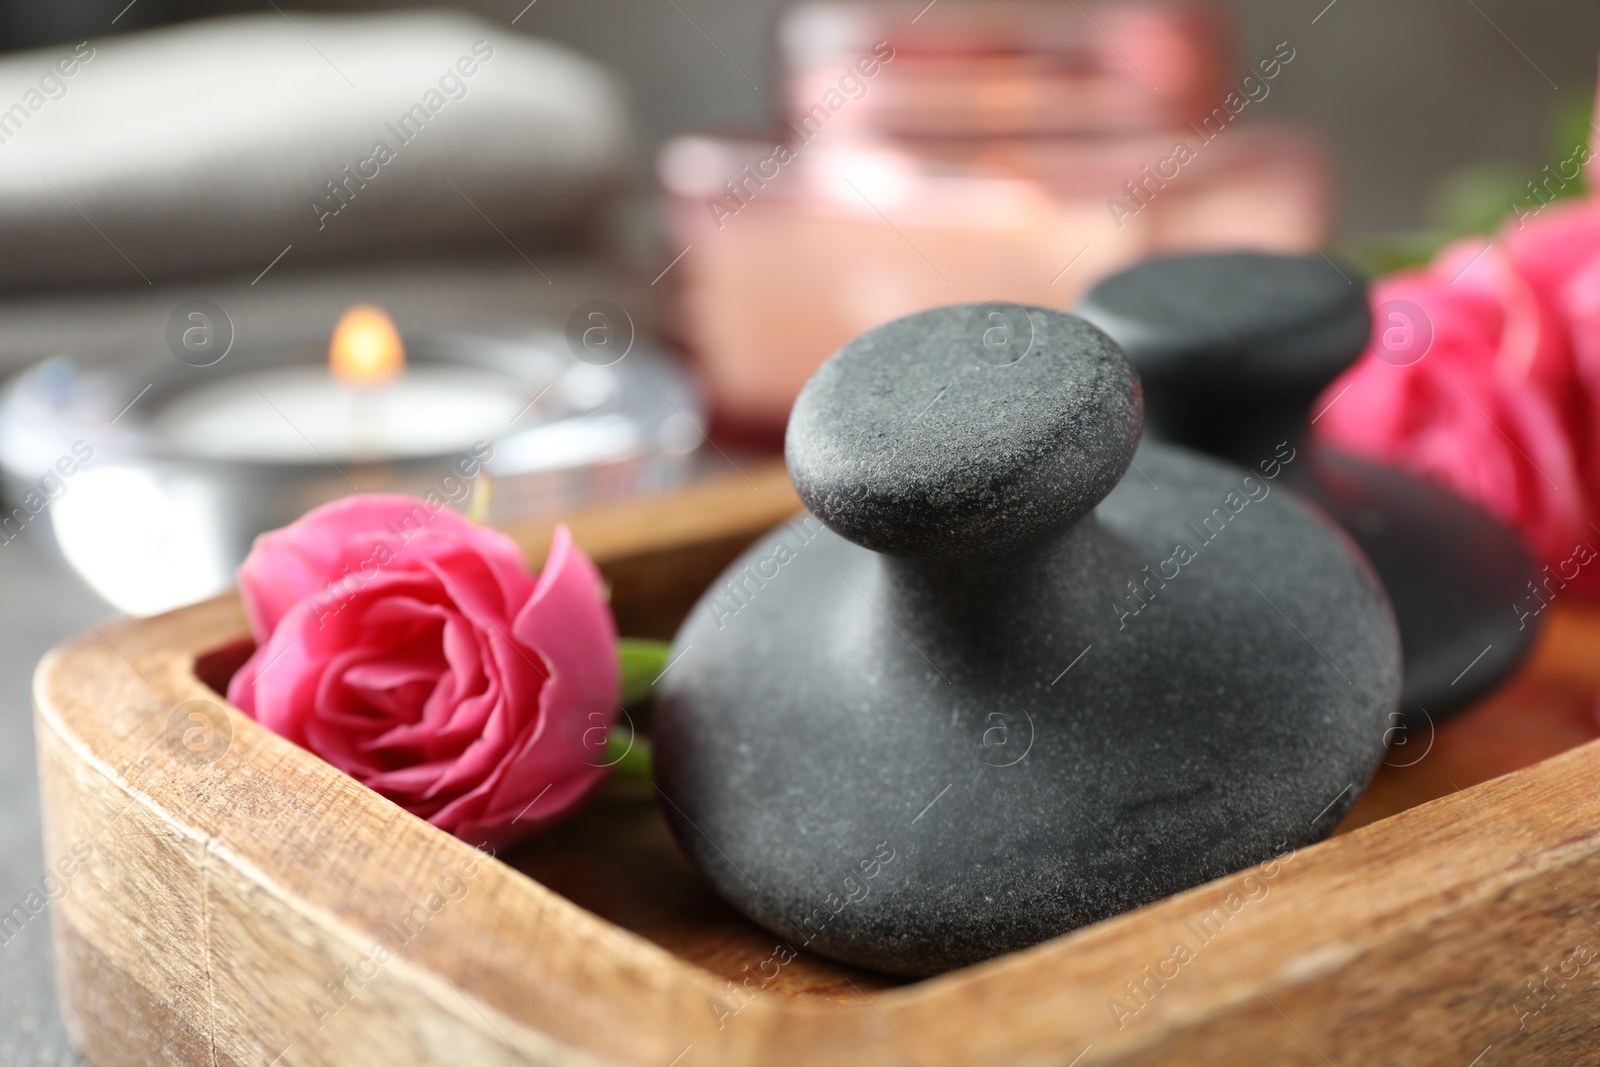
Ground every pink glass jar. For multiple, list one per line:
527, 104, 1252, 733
660, 0, 1332, 436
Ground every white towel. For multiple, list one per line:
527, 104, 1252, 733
0, 9, 633, 291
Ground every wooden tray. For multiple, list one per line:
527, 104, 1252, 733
35, 459, 1600, 1066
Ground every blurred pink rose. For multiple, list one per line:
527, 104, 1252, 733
1313, 238, 1588, 577
227, 495, 619, 849
1506, 200, 1600, 498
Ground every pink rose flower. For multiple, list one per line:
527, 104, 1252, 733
1505, 199, 1600, 499
226, 495, 619, 849
1313, 238, 1589, 578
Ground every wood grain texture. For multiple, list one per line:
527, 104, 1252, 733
34, 463, 1600, 1066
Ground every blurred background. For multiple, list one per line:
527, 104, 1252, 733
2, 0, 1599, 1061
5, 0, 1597, 236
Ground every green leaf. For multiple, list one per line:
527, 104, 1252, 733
605, 733, 653, 784
1336, 231, 1447, 278
618, 638, 672, 708
1549, 93, 1594, 195
1429, 163, 1531, 237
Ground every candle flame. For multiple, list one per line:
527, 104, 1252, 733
329, 304, 404, 385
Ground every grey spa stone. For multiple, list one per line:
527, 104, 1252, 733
1079, 251, 1542, 719
654, 304, 1400, 976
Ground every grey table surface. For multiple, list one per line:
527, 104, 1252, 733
0, 529, 110, 1066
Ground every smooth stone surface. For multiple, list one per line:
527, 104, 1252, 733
1077, 251, 1370, 396
786, 305, 1141, 561
1079, 252, 1541, 719
656, 305, 1400, 976
1306, 450, 1539, 717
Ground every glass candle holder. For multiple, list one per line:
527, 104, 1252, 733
660, 0, 1332, 435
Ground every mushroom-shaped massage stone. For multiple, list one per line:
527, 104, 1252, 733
1078, 251, 1540, 720
654, 304, 1400, 976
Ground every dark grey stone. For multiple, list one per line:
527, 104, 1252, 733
1077, 251, 1371, 399
1079, 251, 1541, 719
785, 304, 1141, 563
655, 304, 1400, 977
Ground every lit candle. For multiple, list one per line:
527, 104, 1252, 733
152, 305, 529, 463
0, 301, 704, 617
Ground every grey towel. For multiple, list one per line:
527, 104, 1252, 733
0, 9, 633, 291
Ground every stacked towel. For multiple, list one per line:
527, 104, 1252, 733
0, 10, 633, 292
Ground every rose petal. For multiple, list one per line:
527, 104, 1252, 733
237, 494, 532, 644
227, 504, 616, 848
1313, 243, 1588, 571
